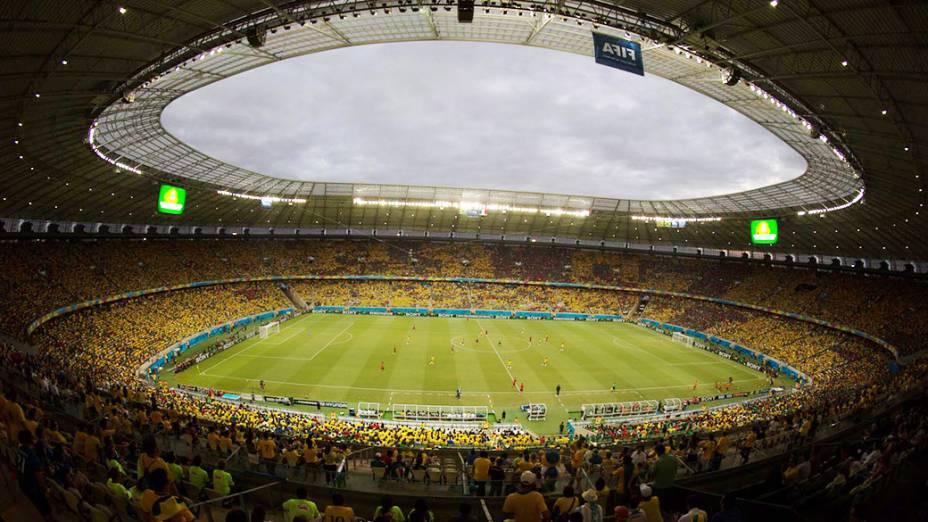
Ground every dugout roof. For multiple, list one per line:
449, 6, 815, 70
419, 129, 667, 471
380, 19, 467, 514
0, 1, 926, 261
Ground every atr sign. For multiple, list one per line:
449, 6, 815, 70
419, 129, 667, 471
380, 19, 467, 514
157, 184, 186, 215
593, 33, 644, 76
751, 219, 778, 245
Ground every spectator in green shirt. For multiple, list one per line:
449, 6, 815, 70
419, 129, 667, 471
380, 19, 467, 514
408, 498, 435, 522
372, 495, 405, 522
165, 452, 184, 486
283, 487, 320, 522
188, 455, 209, 488
212, 459, 234, 496
651, 444, 678, 508
105, 467, 130, 500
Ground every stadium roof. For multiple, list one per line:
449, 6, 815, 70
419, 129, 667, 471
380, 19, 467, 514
1, 1, 925, 262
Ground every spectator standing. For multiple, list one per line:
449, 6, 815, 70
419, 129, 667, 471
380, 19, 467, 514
552, 485, 580, 522
473, 451, 492, 496
257, 432, 277, 473
16, 429, 51, 520
489, 457, 506, 496
638, 484, 663, 522
502, 471, 549, 522
651, 445, 678, 507
580, 489, 603, 522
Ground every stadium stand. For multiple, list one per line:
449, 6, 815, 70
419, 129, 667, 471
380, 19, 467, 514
0, 239, 926, 521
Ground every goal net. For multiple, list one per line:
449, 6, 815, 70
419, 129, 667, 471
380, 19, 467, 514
259, 321, 280, 339
672, 331, 697, 347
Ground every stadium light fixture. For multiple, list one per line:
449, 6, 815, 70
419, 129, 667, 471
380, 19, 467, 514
722, 67, 741, 86
769, 0, 778, 6
631, 216, 721, 224
216, 190, 306, 204
840, 59, 848, 67
352, 197, 590, 218
118, 6, 127, 14
796, 188, 864, 216
87, 124, 142, 175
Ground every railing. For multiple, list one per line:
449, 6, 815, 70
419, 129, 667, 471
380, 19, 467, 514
457, 451, 470, 497
187, 480, 283, 520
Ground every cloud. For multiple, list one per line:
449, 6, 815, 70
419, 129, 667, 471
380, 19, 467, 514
162, 41, 806, 200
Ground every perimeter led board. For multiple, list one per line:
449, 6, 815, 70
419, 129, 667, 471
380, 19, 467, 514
157, 184, 186, 215
751, 219, 778, 244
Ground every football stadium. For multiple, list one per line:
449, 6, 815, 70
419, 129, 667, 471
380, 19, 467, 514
1, 1, 926, 522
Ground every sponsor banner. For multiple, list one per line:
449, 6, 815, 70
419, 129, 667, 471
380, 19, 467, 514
291, 398, 348, 408
593, 32, 645, 76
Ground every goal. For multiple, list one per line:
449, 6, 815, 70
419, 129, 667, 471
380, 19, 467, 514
259, 321, 280, 339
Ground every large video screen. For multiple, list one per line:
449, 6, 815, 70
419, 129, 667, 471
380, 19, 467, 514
750, 218, 778, 244
157, 184, 186, 215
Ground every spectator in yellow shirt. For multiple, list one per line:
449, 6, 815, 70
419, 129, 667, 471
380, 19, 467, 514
322, 492, 355, 522
472, 451, 492, 496
503, 471, 549, 522
257, 432, 278, 473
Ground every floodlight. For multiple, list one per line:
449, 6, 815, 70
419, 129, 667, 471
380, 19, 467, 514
723, 67, 741, 86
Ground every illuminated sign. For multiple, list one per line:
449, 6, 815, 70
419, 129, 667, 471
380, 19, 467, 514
656, 219, 687, 229
750, 219, 778, 244
157, 184, 186, 215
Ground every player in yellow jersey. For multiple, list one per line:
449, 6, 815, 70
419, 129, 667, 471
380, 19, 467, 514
542, 357, 549, 368
429, 356, 436, 366
507, 359, 513, 369
560, 342, 565, 352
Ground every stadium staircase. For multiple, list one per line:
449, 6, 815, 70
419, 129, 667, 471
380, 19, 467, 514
278, 282, 309, 311
626, 294, 651, 321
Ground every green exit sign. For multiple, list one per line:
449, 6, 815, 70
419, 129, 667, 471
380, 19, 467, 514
157, 184, 186, 215
751, 219, 778, 244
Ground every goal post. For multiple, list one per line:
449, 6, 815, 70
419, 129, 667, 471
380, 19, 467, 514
259, 321, 280, 339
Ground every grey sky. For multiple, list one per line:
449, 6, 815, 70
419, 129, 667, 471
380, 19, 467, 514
162, 41, 806, 200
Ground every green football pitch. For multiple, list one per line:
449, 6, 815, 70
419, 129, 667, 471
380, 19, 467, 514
168, 313, 780, 434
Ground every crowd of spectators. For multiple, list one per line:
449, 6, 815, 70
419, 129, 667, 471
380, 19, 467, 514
0, 238, 926, 520
1, 239, 926, 355
2, 275, 920, 457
